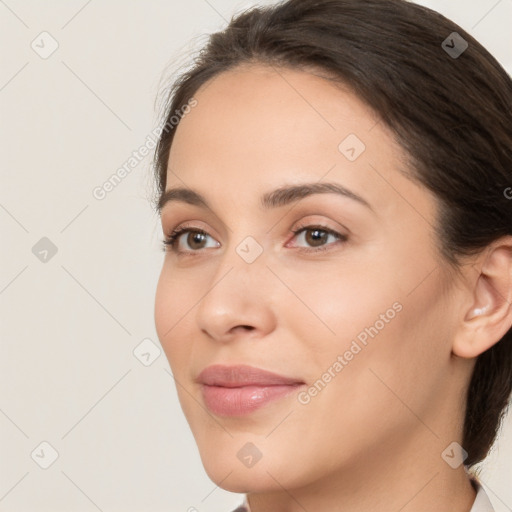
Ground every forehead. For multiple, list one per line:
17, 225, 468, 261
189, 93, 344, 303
166, 63, 428, 220
170, 63, 382, 165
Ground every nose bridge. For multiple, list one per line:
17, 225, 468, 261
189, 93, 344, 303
212, 224, 270, 286
194, 232, 276, 340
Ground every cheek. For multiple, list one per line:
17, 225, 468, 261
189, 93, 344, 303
284, 286, 443, 471
154, 265, 198, 371
277, 253, 403, 354
283, 242, 447, 407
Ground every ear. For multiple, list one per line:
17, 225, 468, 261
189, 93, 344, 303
452, 238, 512, 359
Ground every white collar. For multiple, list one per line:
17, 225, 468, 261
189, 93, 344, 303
470, 478, 495, 512
237, 478, 495, 512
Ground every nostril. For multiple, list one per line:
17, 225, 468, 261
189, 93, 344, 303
228, 325, 255, 336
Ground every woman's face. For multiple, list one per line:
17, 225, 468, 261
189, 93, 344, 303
154, 64, 467, 492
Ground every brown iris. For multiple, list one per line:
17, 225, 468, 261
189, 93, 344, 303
304, 228, 329, 247
187, 231, 208, 250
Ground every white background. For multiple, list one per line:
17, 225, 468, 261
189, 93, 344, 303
0, 1, 511, 511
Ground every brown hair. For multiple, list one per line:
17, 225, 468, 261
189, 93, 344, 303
152, 0, 512, 469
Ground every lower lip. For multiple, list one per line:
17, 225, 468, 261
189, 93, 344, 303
201, 384, 304, 416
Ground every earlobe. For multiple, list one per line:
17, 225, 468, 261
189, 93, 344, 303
452, 241, 512, 359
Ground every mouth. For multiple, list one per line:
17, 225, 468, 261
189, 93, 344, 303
197, 364, 306, 416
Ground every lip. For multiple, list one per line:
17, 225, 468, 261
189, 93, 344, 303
197, 364, 305, 416
197, 364, 304, 387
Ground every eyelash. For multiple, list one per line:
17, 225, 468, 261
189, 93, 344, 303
161, 222, 348, 256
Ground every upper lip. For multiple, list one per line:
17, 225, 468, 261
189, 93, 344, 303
196, 364, 305, 388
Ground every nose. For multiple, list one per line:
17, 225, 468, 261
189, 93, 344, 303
195, 247, 277, 343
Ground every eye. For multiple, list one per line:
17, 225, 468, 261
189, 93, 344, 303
162, 225, 220, 253
161, 223, 347, 254
288, 224, 347, 253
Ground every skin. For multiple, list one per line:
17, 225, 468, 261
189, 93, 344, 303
154, 63, 512, 512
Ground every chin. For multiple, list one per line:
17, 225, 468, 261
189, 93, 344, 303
197, 440, 307, 494
202, 461, 285, 494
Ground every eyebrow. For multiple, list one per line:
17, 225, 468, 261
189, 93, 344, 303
157, 182, 374, 213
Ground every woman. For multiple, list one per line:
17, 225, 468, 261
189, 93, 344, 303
152, 0, 512, 510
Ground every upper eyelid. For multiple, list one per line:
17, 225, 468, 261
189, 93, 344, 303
163, 212, 349, 235
167, 222, 343, 239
